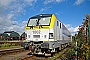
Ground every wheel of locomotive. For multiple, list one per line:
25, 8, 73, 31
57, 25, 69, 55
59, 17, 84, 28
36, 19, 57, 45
69, 43, 71, 47
50, 51, 54, 57
61, 44, 63, 49
59, 46, 62, 51
55, 47, 59, 53
62, 44, 65, 49
64, 44, 66, 48
66, 43, 68, 47
65, 43, 67, 48
24, 44, 29, 50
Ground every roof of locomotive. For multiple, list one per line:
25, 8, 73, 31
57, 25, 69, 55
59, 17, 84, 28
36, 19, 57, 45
30, 14, 52, 19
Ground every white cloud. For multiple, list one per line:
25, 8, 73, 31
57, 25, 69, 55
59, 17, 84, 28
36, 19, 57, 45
22, 21, 28, 24
0, 0, 37, 7
64, 24, 79, 35
0, 13, 27, 35
55, 12, 60, 15
0, 0, 13, 6
44, 0, 66, 4
56, 0, 62, 2
44, 0, 53, 4
40, 6, 52, 12
74, 0, 84, 5
0, 0, 37, 35
0, 0, 37, 15
24, 0, 37, 6
40, 8, 46, 12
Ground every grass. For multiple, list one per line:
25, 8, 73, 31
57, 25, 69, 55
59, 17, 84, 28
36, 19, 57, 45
0, 43, 21, 50
48, 48, 69, 60
0, 46, 21, 50
48, 46, 75, 60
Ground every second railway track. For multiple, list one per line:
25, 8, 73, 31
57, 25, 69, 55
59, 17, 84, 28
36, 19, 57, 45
0, 47, 25, 56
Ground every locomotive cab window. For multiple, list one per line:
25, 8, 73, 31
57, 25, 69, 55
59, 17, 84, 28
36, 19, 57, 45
27, 15, 51, 26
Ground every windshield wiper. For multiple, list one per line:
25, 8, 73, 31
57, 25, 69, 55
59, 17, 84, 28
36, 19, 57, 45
30, 20, 37, 29
36, 18, 43, 28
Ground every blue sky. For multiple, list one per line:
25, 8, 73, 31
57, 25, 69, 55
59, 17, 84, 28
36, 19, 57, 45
0, 0, 90, 35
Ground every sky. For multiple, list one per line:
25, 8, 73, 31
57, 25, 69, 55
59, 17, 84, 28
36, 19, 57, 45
0, 0, 90, 35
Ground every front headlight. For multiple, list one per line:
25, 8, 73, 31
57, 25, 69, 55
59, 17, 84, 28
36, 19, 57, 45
49, 33, 53, 39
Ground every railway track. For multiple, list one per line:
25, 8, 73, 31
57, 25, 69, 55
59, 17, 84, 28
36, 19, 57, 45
0, 47, 25, 56
0, 45, 72, 60
21, 55, 48, 60
0, 41, 22, 46
21, 46, 71, 60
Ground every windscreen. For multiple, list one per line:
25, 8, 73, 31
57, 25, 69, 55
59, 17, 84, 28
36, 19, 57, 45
28, 17, 51, 26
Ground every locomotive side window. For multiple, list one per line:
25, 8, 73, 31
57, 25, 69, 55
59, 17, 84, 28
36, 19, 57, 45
57, 21, 58, 26
60, 23, 61, 28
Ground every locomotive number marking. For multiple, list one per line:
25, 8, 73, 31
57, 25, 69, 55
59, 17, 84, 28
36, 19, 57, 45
33, 30, 41, 34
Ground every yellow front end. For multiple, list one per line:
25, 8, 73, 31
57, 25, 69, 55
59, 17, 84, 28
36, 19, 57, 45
25, 14, 56, 42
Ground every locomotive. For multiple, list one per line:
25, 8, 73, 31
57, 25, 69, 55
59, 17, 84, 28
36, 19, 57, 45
22, 14, 72, 56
